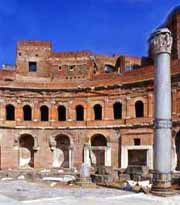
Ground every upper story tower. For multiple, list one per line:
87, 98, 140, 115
16, 41, 52, 77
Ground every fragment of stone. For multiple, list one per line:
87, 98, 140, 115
43, 175, 76, 183
1, 177, 13, 181
17, 175, 25, 180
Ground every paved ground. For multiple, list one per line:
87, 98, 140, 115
0, 180, 180, 205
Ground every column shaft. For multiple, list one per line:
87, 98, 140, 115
154, 53, 172, 173
149, 28, 174, 195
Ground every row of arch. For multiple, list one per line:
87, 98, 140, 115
18, 133, 108, 168
19, 130, 180, 170
5, 101, 144, 121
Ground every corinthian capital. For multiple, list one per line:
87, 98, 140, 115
149, 28, 173, 55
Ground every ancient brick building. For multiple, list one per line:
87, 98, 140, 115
0, 7, 179, 171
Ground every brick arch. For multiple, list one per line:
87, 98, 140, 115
40, 104, 49, 121
91, 101, 105, 108
5, 104, 16, 121
92, 102, 104, 121
5, 101, 17, 107
111, 98, 123, 103
39, 103, 50, 108
112, 100, 123, 108
23, 104, 32, 120
49, 133, 74, 169
18, 134, 36, 168
71, 101, 87, 109
113, 101, 122, 119
14, 133, 39, 150
85, 131, 111, 144
19, 133, 34, 145
133, 97, 147, 104
49, 133, 74, 148
91, 134, 107, 146
56, 102, 68, 107
22, 102, 34, 107
133, 97, 147, 118
71, 101, 87, 121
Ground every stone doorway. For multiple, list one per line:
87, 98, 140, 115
128, 149, 147, 166
52, 135, 71, 168
19, 134, 35, 168
90, 134, 107, 166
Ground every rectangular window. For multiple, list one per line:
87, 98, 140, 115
134, 138, 141, 146
29, 62, 37, 72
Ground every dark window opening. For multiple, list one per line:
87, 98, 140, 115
29, 62, 37, 72
76, 105, 84, 121
58, 105, 66, 121
94, 104, 102, 120
134, 138, 141, 146
135, 100, 144, 118
40, 105, 49, 121
6, 104, 15, 121
23, 105, 32, 121
113, 102, 122, 119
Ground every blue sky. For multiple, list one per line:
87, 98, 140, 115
0, 0, 179, 65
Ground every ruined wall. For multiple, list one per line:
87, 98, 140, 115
16, 41, 52, 78
0, 76, 179, 170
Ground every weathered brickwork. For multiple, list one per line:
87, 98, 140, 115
0, 8, 179, 171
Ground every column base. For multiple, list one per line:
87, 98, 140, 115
151, 183, 175, 197
151, 172, 175, 197
151, 187, 175, 197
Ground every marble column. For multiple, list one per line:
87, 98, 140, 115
149, 28, 173, 195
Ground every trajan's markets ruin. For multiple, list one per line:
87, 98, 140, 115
0, 4, 180, 196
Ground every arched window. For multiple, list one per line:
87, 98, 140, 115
135, 100, 144, 118
94, 104, 102, 120
113, 102, 122, 119
58, 105, 66, 121
76, 105, 84, 121
6, 104, 15, 121
23, 105, 32, 121
40, 105, 49, 121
